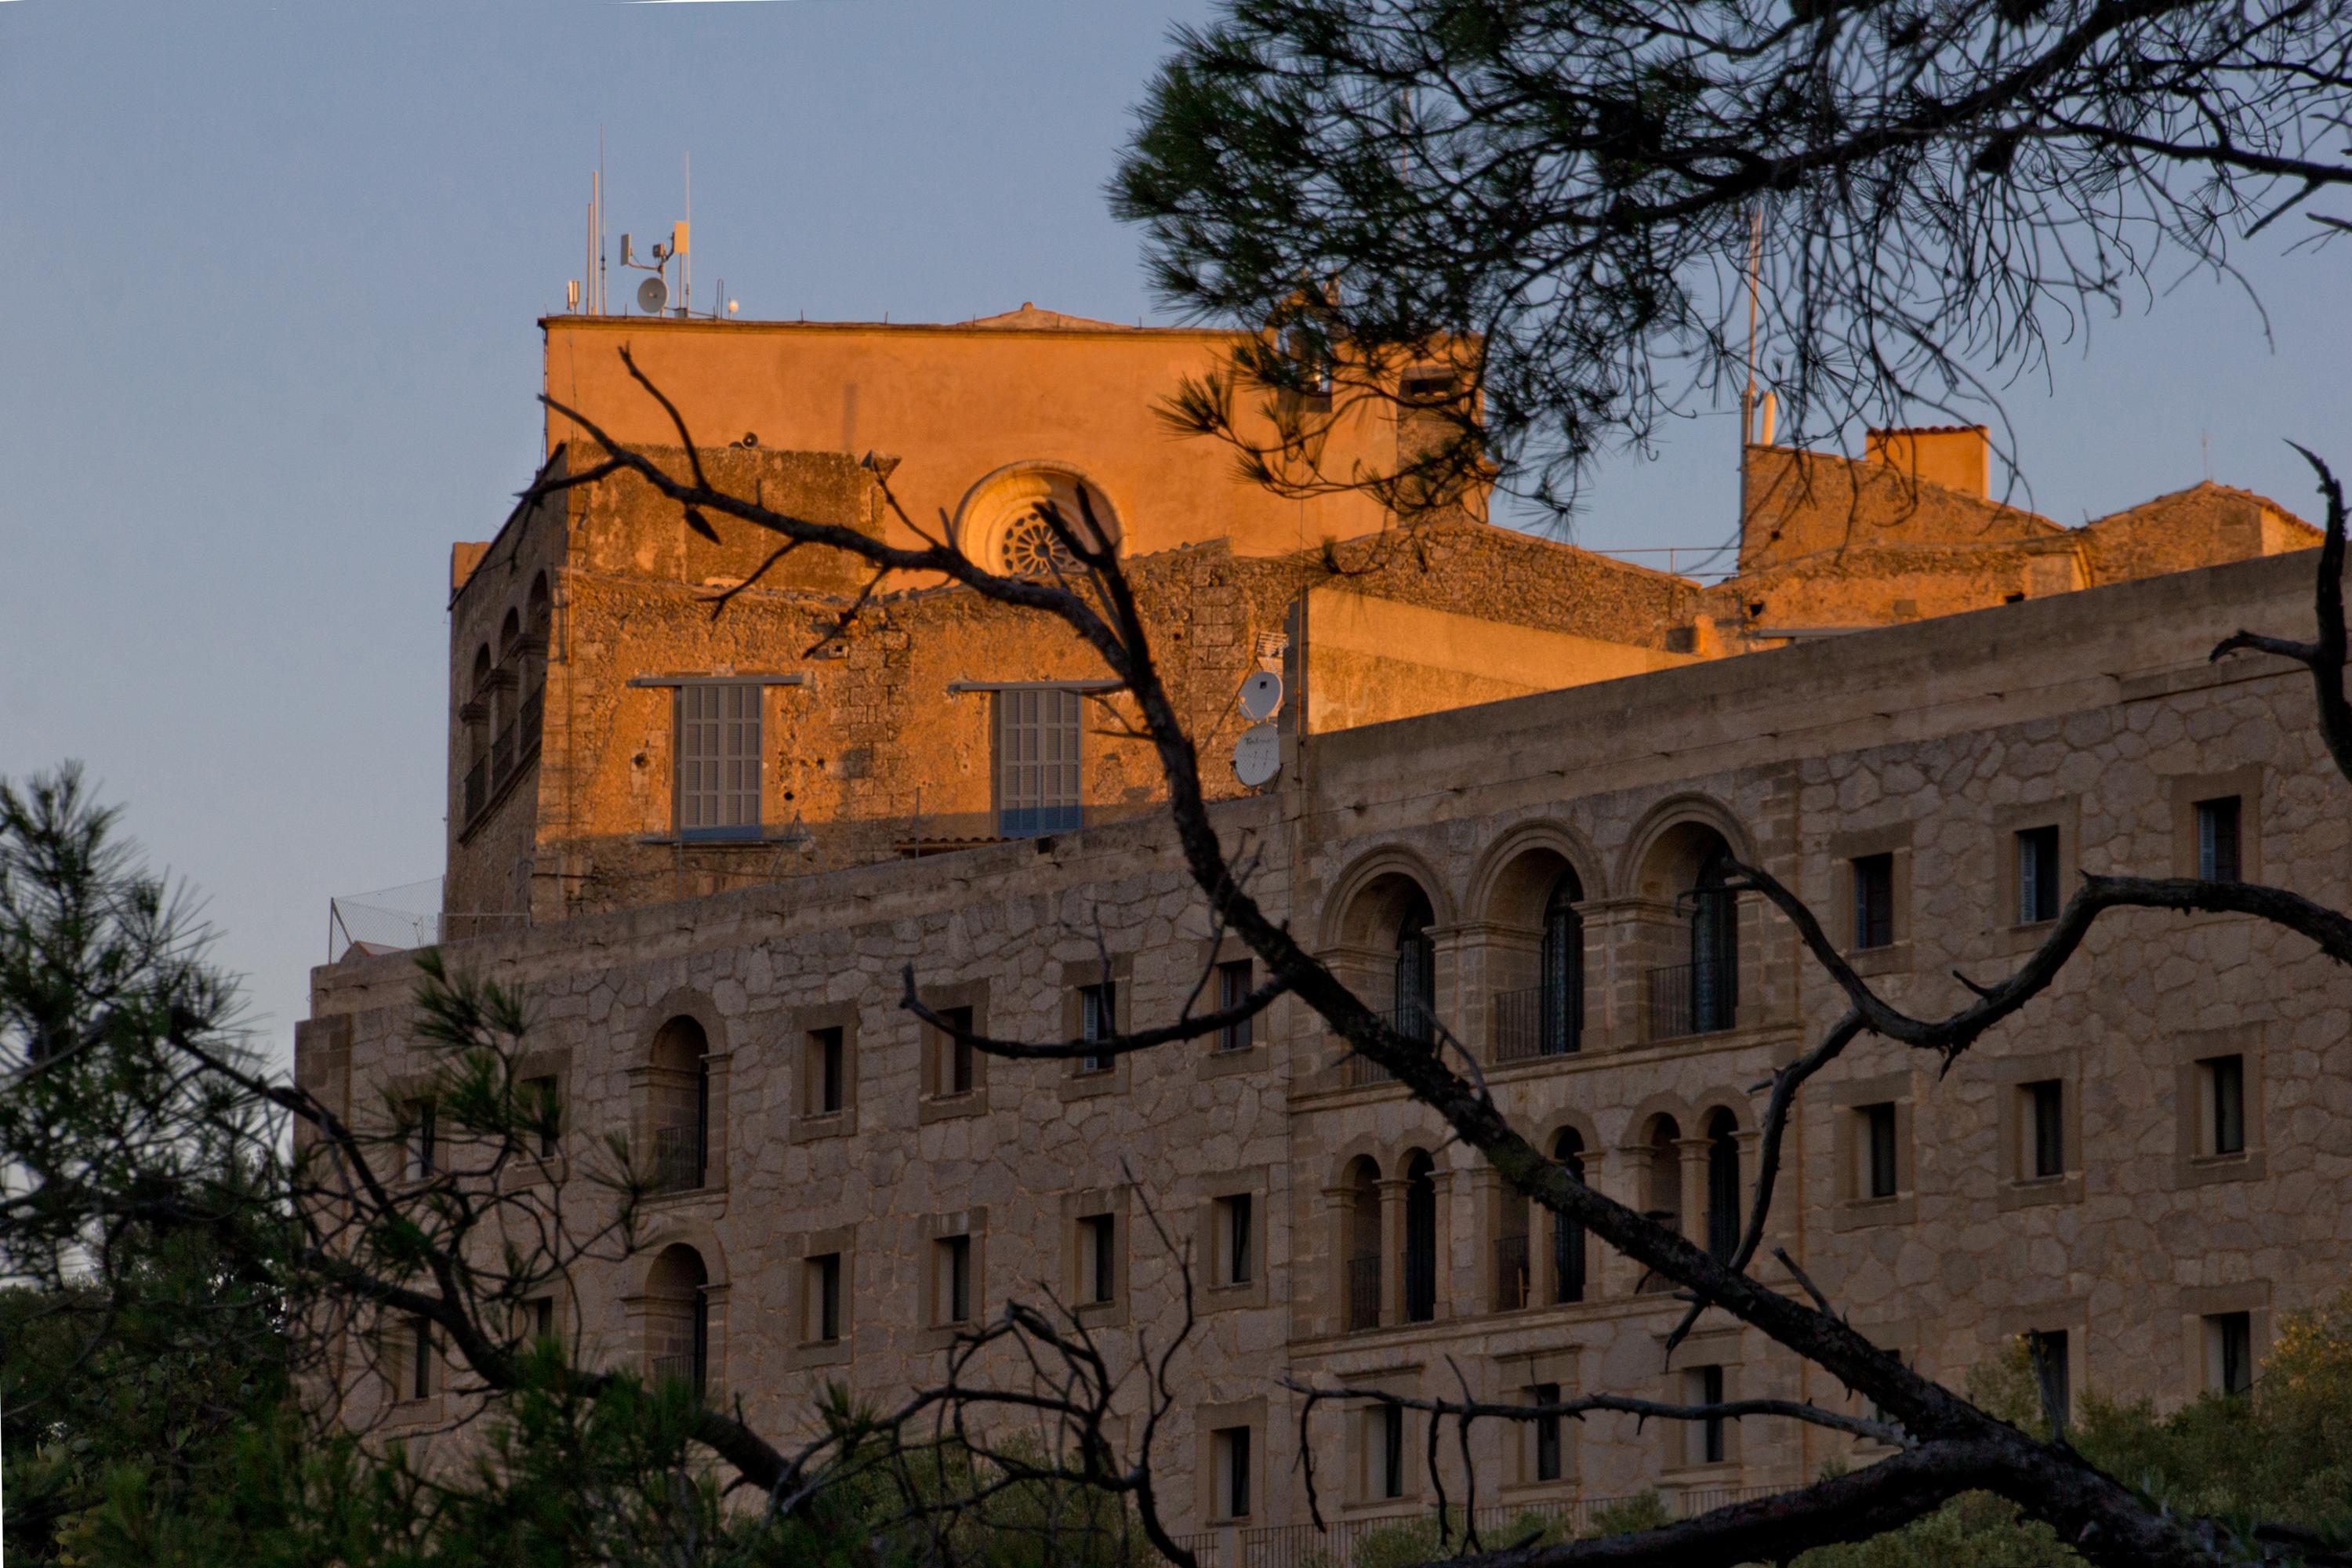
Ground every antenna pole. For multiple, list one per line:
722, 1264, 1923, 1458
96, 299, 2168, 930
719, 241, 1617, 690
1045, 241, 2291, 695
682, 152, 691, 317
1741, 204, 1761, 448
597, 129, 608, 314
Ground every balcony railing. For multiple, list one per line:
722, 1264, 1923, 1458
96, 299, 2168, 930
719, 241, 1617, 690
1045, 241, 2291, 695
1340, 1007, 1430, 1088
649, 1352, 703, 1393
519, 683, 543, 749
1345, 1254, 1381, 1332
491, 721, 518, 786
1645, 961, 1735, 1041
462, 758, 486, 824
1493, 1232, 1530, 1312
648, 1124, 705, 1192
1491, 985, 1579, 1063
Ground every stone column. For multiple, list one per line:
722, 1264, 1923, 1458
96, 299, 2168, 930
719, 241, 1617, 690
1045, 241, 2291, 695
1319, 1184, 1359, 1337
1378, 1175, 1411, 1326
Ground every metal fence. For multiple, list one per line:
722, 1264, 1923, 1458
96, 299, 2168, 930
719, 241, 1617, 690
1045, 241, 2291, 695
1644, 961, 1737, 1041
1173, 1486, 1785, 1567
1492, 1232, 1530, 1312
1490, 984, 1581, 1062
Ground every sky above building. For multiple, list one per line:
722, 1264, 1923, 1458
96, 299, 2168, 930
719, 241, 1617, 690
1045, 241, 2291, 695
2, 0, 2347, 1064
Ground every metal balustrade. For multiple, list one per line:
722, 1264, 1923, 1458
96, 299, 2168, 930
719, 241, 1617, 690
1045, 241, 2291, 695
1645, 961, 1736, 1041
1493, 1232, 1530, 1311
1490, 985, 1579, 1062
1171, 1485, 1787, 1566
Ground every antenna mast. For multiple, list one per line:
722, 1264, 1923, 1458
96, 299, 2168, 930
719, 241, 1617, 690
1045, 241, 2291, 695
1741, 205, 1762, 448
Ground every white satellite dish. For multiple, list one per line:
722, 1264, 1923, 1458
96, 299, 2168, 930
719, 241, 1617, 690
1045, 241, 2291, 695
1238, 670, 1283, 723
1233, 722, 1281, 787
637, 276, 670, 314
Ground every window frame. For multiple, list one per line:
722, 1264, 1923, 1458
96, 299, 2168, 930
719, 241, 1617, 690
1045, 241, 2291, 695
993, 686, 1083, 838
917, 981, 990, 1123
673, 681, 764, 841
790, 1004, 859, 1143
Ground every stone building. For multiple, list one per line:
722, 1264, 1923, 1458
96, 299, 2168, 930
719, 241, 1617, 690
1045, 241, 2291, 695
302, 307, 2343, 1551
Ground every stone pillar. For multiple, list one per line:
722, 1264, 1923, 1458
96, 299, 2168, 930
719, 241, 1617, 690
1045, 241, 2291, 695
1543, 1145, 1606, 1305
1319, 1185, 1359, 1337
1609, 1142, 1668, 1297
1677, 1135, 1716, 1256
1378, 1176, 1410, 1326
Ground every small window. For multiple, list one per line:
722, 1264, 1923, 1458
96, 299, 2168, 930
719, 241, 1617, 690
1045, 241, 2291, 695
1212, 1425, 1253, 1520
2196, 797, 2243, 883
1080, 1214, 1116, 1305
1218, 1193, 1254, 1287
936, 1236, 974, 1326
1078, 982, 1116, 1075
807, 1027, 845, 1116
677, 683, 761, 840
1688, 1365, 1726, 1465
807, 1253, 843, 1344
1860, 1102, 1900, 1199
996, 688, 1082, 837
407, 1316, 434, 1401
2203, 1054, 2247, 1156
2206, 1311, 2254, 1396
521, 1075, 560, 1158
2016, 826, 2062, 924
1377, 1403, 1406, 1499
2031, 1330, 2071, 1428
1530, 1381, 1563, 1482
2025, 1080, 2066, 1178
408, 1098, 439, 1181
937, 1005, 975, 1097
1217, 960, 1255, 1052
1852, 853, 1895, 950
526, 1296, 554, 1343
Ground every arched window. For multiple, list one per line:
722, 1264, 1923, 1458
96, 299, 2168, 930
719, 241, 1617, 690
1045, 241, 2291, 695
1705, 1109, 1743, 1262
645, 1243, 710, 1396
1402, 1152, 1439, 1323
648, 1017, 710, 1192
1551, 1128, 1587, 1305
527, 572, 550, 634
1344, 1157, 1381, 1332
1539, 872, 1584, 1056
1690, 851, 1739, 1034
1393, 893, 1437, 1044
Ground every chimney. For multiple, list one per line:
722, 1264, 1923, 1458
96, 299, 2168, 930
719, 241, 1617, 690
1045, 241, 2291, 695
1864, 425, 1990, 498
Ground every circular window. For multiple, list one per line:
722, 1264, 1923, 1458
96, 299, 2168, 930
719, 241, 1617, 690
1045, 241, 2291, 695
951, 464, 1123, 579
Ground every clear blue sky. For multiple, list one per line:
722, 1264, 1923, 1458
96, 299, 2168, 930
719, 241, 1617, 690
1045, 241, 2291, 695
2, 0, 2345, 1065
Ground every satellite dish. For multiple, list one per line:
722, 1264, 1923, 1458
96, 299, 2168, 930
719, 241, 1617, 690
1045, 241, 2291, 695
1238, 670, 1284, 722
637, 276, 669, 314
1232, 722, 1281, 788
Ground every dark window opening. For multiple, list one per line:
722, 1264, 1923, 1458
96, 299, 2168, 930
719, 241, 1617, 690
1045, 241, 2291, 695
1690, 851, 1739, 1033
1551, 1129, 1587, 1304
2212, 1312, 2254, 1396
1078, 982, 1116, 1074
1540, 873, 1584, 1054
1217, 1425, 1253, 1519
2027, 1080, 2066, 1178
940, 1006, 975, 1096
1532, 1382, 1563, 1482
1863, 1102, 1900, 1199
408, 1316, 434, 1401
1217, 960, 1255, 1052
1853, 853, 1895, 949
811, 1253, 843, 1343
1082, 1214, 1116, 1305
2197, 797, 2243, 883
1695, 1365, 1726, 1465
1380, 1404, 1406, 1499
1705, 1112, 1742, 1262
1221, 1193, 1254, 1286
1403, 1153, 1439, 1323
940, 1236, 973, 1325
2209, 1054, 2247, 1156
2016, 826, 2062, 924
810, 1026, 845, 1115
1393, 894, 1437, 1044
521, 1075, 560, 1157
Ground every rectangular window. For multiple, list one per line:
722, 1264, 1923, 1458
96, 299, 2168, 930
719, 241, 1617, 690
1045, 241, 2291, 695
528, 1296, 554, 1343
939, 1006, 975, 1096
937, 1236, 973, 1326
808, 1253, 843, 1344
1531, 1382, 1563, 1483
1080, 1214, 1116, 1305
2026, 1080, 2066, 1178
408, 1316, 434, 1401
1860, 1102, 1900, 1199
2016, 826, 2062, 924
2032, 1330, 2071, 1428
2207, 1312, 2254, 1396
2204, 1054, 2246, 1156
1217, 960, 1255, 1052
1690, 1365, 1726, 1465
521, 1075, 560, 1158
408, 1098, 438, 1181
996, 688, 1082, 837
1213, 1425, 1253, 1519
1852, 853, 1895, 950
2196, 797, 2243, 883
1379, 1403, 1406, 1499
677, 683, 761, 839
1216, 1193, 1254, 1287
808, 1027, 845, 1116
1078, 982, 1116, 1075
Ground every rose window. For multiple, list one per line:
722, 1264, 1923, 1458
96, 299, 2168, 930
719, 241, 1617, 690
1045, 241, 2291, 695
1000, 509, 1084, 579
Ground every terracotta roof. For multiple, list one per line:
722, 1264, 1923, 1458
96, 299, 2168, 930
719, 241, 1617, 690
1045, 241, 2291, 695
960, 302, 1138, 332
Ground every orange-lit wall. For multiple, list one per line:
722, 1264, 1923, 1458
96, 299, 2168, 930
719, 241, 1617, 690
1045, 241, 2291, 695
541, 315, 1405, 560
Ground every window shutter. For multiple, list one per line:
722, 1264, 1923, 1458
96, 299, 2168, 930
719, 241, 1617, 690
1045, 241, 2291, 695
678, 684, 761, 837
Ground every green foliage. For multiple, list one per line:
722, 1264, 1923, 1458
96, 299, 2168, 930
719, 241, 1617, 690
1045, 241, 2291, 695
1582, 1490, 1670, 1538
